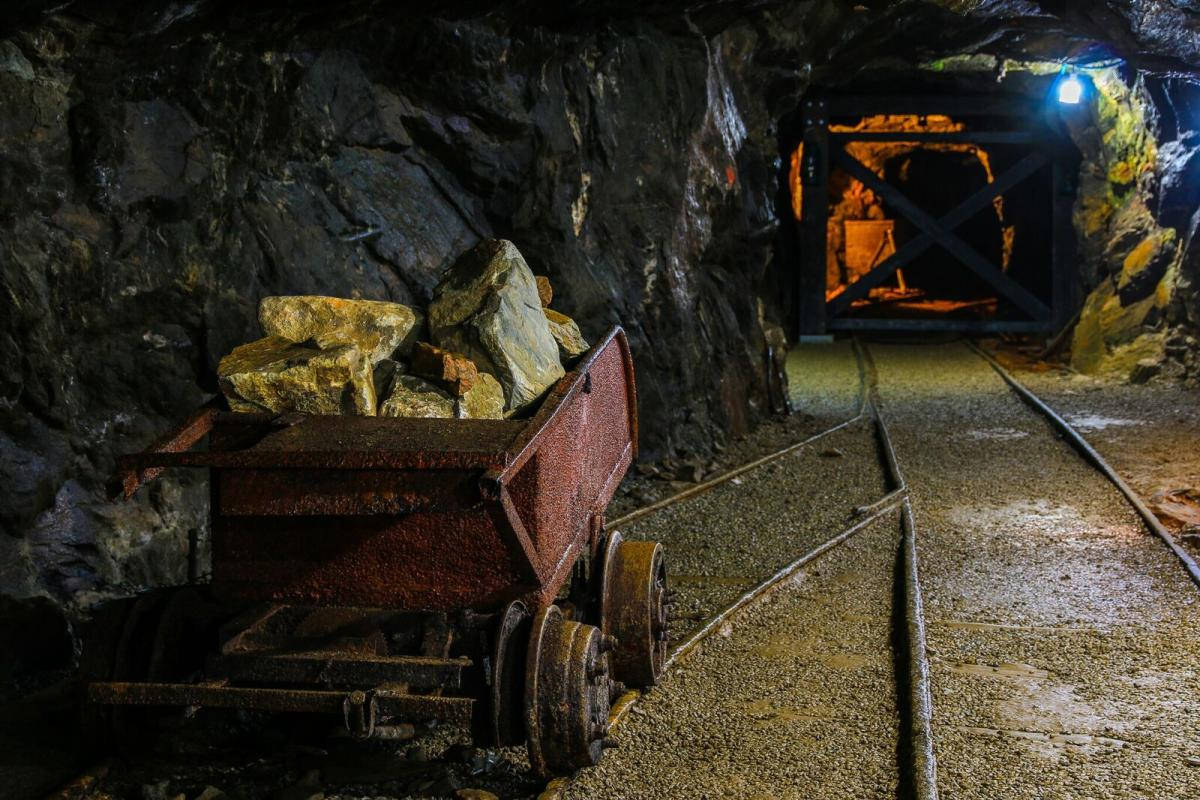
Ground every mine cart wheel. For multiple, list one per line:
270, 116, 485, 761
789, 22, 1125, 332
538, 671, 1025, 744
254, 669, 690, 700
524, 604, 614, 778
486, 599, 532, 747
600, 533, 669, 690
80, 586, 224, 754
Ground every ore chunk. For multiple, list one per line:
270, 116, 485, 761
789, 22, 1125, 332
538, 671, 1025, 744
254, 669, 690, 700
218, 336, 375, 416
380, 374, 455, 418
534, 274, 553, 307
462, 373, 505, 419
429, 239, 564, 411
411, 341, 478, 396
544, 308, 589, 360
259, 295, 423, 364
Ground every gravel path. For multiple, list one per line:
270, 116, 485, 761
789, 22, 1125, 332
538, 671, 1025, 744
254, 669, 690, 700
564, 512, 904, 800
871, 342, 1200, 799
787, 341, 863, 425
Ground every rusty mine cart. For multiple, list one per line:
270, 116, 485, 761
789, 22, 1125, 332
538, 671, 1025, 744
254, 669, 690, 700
85, 326, 670, 778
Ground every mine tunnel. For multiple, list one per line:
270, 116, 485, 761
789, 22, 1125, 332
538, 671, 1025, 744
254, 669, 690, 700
1, 2, 1200, 800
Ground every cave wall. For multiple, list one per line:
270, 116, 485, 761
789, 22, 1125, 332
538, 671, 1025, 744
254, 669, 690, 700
2, 0, 1200, 681
0, 10, 779, 629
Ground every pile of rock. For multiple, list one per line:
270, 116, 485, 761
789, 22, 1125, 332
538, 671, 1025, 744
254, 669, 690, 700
217, 239, 589, 419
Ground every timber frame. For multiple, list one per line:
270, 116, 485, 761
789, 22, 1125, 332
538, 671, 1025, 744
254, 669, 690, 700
793, 94, 1077, 335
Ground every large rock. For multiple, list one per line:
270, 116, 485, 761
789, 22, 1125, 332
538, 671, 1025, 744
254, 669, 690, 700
429, 240, 564, 410
259, 296, 423, 364
218, 336, 376, 415
544, 309, 589, 360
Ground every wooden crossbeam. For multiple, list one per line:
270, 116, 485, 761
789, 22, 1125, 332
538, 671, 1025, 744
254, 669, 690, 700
830, 131, 1036, 144
828, 149, 1051, 320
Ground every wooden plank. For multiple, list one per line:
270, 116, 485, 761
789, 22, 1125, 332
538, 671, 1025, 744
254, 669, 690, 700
797, 97, 830, 336
827, 318, 1052, 333
828, 150, 1049, 315
1051, 159, 1077, 330
830, 131, 1037, 144
832, 149, 1052, 321
827, 95, 1041, 117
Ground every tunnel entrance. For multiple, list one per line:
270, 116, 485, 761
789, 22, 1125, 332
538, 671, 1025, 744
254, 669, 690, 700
788, 95, 1077, 335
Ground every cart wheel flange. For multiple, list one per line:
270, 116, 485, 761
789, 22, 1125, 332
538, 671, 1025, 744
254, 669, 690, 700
600, 534, 668, 689
489, 600, 532, 747
525, 604, 612, 778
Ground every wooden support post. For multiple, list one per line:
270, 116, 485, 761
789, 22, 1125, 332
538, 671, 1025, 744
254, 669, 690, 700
797, 97, 829, 337
1051, 158, 1076, 331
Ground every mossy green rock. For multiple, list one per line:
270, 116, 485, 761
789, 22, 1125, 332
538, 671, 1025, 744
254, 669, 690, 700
259, 295, 423, 364
544, 308, 589, 360
429, 239, 564, 411
218, 336, 376, 415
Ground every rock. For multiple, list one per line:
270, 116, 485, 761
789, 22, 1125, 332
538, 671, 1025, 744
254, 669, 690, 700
429, 239, 564, 411
218, 337, 375, 416
379, 374, 455, 418
372, 358, 400, 405
544, 309, 589, 360
259, 296, 423, 364
1129, 357, 1162, 384
1116, 228, 1176, 302
534, 275, 553, 307
462, 373, 505, 419
194, 788, 228, 800
457, 790, 499, 800
411, 342, 479, 396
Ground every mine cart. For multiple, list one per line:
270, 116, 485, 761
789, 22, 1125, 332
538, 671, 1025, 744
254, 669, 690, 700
85, 326, 670, 777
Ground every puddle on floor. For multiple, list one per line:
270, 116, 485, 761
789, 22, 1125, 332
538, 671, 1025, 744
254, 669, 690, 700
1065, 413, 1144, 432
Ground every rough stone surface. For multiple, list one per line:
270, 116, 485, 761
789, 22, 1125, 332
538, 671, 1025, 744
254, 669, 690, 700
410, 342, 478, 396
379, 374, 455, 418
534, 275, 553, 308
430, 239, 565, 411
218, 336, 375, 416
259, 295, 422, 364
544, 308, 589, 360
461, 372, 505, 420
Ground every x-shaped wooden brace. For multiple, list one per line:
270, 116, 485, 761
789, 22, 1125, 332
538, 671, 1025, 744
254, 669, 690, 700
828, 148, 1052, 321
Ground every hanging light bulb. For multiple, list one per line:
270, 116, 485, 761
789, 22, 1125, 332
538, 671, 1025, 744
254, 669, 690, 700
1057, 73, 1084, 105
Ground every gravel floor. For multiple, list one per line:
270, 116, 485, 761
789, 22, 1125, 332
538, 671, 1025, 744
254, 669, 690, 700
997, 351, 1200, 553
871, 341, 1200, 800
563, 512, 904, 800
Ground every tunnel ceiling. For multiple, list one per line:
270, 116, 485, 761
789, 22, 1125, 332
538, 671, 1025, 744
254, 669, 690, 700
3, 1, 1200, 74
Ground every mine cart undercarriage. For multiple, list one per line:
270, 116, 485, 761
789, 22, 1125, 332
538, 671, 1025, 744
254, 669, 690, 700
85, 327, 669, 778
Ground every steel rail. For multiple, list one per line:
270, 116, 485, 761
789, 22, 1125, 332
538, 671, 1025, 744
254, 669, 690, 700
608, 343, 869, 530
858, 341, 939, 800
969, 342, 1200, 588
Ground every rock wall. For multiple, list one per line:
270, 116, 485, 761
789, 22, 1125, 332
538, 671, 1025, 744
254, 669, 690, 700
0, 9, 778, 634
1065, 68, 1198, 381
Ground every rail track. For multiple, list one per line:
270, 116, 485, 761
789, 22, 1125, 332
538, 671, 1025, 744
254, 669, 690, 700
567, 338, 1200, 800
582, 339, 939, 800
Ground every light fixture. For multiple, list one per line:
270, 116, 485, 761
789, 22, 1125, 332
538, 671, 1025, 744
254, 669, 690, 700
1057, 73, 1083, 105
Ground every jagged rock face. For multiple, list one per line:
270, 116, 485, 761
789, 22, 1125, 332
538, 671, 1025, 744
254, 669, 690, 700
429, 239, 566, 411
0, 8, 773, 615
